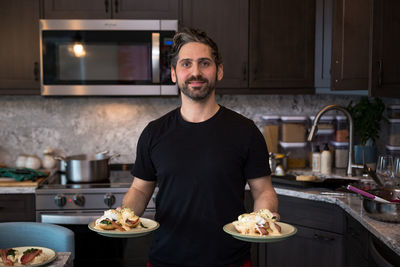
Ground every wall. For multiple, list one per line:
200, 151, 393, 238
0, 94, 398, 167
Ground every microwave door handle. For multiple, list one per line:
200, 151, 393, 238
152, 32, 160, 84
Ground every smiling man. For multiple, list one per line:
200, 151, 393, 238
122, 28, 278, 267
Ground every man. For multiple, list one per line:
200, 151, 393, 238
122, 28, 278, 267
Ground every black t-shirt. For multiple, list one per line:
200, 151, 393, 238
132, 106, 271, 267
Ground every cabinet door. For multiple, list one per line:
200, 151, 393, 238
249, 0, 315, 94
262, 225, 344, 267
114, 0, 179, 19
181, 0, 249, 90
369, 0, 400, 98
43, 0, 110, 19
0, 0, 40, 94
331, 0, 370, 91
0, 194, 35, 222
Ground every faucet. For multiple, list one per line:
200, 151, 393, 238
308, 104, 360, 176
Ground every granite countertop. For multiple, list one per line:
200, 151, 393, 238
275, 186, 400, 257
0, 186, 36, 194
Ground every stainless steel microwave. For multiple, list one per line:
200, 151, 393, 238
39, 19, 178, 96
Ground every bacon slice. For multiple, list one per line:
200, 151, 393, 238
20, 249, 42, 265
274, 223, 281, 233
256, 226, 268, 236
0, 249, 14, 266
126, 218, 140, 228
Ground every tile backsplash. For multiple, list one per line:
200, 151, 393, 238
0, 94, 398, 167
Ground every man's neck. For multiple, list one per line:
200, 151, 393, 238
180, 94, 220, 123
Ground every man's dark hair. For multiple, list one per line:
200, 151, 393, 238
169, 28, 222, 69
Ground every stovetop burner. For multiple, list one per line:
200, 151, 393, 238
38, 164, 134, 190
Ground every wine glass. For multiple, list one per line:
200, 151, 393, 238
376, 155, 394, 187
393, 157, 400, 187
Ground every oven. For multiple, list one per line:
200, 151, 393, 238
35, 166, 156, 267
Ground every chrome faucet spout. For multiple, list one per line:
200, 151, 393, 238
308, 105, 354, 176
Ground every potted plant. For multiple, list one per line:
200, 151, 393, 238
347, 97, 386, 165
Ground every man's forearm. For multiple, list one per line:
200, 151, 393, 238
253, 187, 278, 213
122, 178, 156, 216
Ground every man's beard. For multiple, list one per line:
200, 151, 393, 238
178, 75, 216, 101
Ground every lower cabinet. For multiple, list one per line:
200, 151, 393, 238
0, 194, 35, 222
259, 195, 345, 267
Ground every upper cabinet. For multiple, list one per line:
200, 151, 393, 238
0, 0, 40, 94
181, 0, 249, 91
369, 0, 400, 98
331, 0, 371, 91
42, 0, 179, 19
249, 0, 316, 94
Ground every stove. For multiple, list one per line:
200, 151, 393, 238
35, 164, 156, 224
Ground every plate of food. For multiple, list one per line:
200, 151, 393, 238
88, 207, 159, 238
223, 209, 297, 243
0, 246, 57, 266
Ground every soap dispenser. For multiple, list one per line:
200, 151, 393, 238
321, 143, 332, 175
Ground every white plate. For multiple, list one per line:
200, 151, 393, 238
0, 246, 57, 267
223, 222, 297, 243
88, 218, 159, 238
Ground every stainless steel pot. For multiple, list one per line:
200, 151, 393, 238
55, 151, 120, 183
362, 189, 400, 223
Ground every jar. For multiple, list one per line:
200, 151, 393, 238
331, 141, 349, 169
280, 116, 307, 142
387, 105, 400, 119
309, 115, 335, 149
388, 118, 400, 146
279, 141, 308, 169
335, 115, 349, 142
262, 115, 280, 154
15, 154, 28, 168
42, 147, 57, 169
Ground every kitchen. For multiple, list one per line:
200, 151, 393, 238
1, 0, 400, 266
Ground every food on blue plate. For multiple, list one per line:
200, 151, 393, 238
19, 248, 47, 265
95, 207, 142, 231
232, 209, 282, 236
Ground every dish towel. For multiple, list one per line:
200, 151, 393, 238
0, 168, 47, 181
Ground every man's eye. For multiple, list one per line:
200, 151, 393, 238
201, 61, 211, 67
181, 62, 191, 67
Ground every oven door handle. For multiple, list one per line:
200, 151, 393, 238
41, 214, 101, 225
152, 32, 160, 84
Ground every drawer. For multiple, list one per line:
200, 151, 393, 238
278, 195, 345, 234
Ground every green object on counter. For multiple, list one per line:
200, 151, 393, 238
0, 167, 47, 182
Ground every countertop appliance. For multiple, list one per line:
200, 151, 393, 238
40, 19, 178, 96
35, 164, 156, 267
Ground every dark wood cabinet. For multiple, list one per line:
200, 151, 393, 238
331, 0, 371, 91
0, 0, 40, 94
42, 0, 179, 19
259, 195, 345, 267
345, 214, 369, 266
249, 0, 315, 94
369, 0, 400, 98
0, 194, 35, 222
181, 0, 249, 91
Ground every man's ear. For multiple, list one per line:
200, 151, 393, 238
217, 64, 224, 81
171, 67, 177, 83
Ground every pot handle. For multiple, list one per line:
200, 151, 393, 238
109, 153, 120, 160
96, 150, 109, 156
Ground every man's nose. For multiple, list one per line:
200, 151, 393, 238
191, 63, 201, 76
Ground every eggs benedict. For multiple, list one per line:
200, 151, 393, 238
232, 209, 282, 236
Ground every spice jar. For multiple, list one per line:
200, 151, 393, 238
262, 115, 280, 154
331, 141, 349, 169
335, 115, 349, 142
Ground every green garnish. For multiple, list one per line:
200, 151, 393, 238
100, 220, 112, 225
7, 249, 16, 257
272, 216, 277, 220
140, 222, 148, 229
23, 248, 38, 255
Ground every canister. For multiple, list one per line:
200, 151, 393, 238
388, 118, 400, 146
279, 141, 308, 169
335, 115, 349, 142
331, 141, 349, 169
309, 115, 335, 148
280, 116, 308, 142
262, 115, 280, 154
386, 145, 400, 158
387, 105, 400, 119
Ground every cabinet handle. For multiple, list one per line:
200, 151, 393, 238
314, 233, 334, 242
105, 0, 109, 13
33, 62, 39, 81
378, 59, 383, 88
114, 0, 119, 13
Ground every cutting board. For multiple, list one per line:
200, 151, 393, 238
0, 177, 46, 187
